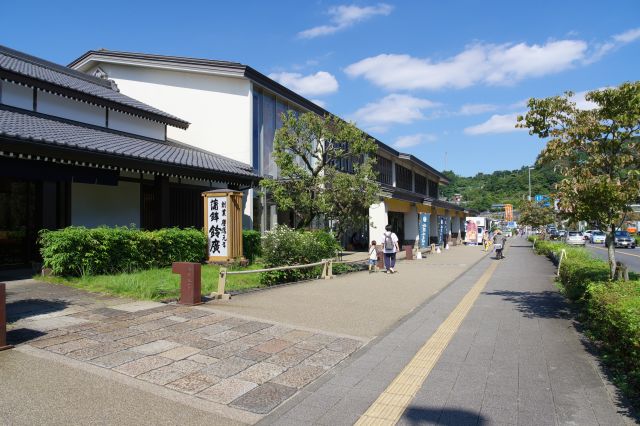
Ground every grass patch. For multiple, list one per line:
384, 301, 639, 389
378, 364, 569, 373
38, 263, 267, 301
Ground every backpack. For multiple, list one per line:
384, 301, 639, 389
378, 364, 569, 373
384, 232, 395, 250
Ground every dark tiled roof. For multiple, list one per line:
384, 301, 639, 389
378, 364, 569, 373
0, 107, 257, 180
0, 45, 189, 129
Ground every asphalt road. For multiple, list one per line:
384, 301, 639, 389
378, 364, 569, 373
585, 242, 640, 273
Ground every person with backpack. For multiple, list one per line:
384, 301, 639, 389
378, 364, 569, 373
382, 224, 400, 274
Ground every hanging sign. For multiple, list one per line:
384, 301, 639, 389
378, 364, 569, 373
419, 213, 430, 248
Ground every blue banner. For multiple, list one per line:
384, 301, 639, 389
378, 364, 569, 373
419, 213, 430, 248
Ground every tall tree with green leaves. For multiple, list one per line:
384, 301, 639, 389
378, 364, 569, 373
518, 82, 640, 278
261, 111, 379, 238
518, 200, 556, 230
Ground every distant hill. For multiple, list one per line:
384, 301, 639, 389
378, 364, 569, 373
440, 163, 561, 212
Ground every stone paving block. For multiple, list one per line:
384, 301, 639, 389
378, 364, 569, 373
204, 329, 246, 343
193, 324, 232, 337
165, 315, 189, 323
131, 339, 181, 355
165, 334, 221, 350
171, 359, 204, 374
67, 342, 130, 361
187, 354, 220, 366
231, 321, 273, 334
216, 317, 249, 329
113, 355, 173, 377
238, 349, 272, 362
189, 314, 227, 326
325, 337, 362, 354
166, 308, 210, 319
233, 332, 273, 347
110, 301, 165, 312
267, 346, 314, 368
294, 340, 327, 352
302, 333, 338, 345
258, 324, 292, 337
158, 346, 201, 361
197, 378, 257, 405
201, 356, 255, 379
91, 349, 146, 368
28, 333, 82, 348
162, 321, 203, 333
166, 372, 221, 395
279, 329, 314, 342
116, 330, 173, 347
90, 307, 124, 318
91, 328, 141, 342
303, 348, 349, 369
46, 338, 99, 355
21, 316, 89, 332
201, 340, 254, 359
136, 365, 191, 386
130, 318, 177, 332
234, 362, 286, 384
252, 338, 294, 354
270, 364, 326, 388
231, 382, 296, 414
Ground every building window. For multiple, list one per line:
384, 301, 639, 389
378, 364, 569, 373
374, 155, 392, 185
396, 164, 413, 191
415, 174, 427, 195
429, 179, 439, 199
262, 93, 276, 177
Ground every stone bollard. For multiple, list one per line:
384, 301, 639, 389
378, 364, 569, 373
172, 262, 202, 305
0, 283, 13, 351
376, 246, 384, 270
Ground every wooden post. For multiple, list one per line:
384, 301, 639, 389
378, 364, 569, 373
0, 283, 14, 351
172, 262, 202, 305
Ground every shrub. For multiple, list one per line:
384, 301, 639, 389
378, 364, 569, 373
259, 225, 340, 286
242, 230, 262, 263
39, 226, 206, 276
585, 280, 640, 399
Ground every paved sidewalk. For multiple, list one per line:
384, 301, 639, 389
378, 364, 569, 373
263, 239, 637, 425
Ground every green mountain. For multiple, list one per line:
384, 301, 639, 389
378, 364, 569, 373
440, 163, 561, 212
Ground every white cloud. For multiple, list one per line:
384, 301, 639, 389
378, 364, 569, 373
268, 71, 338, 96
393, 133, 437, 148
613, 27, 640, 43
351, 94, 440, 132
464, 113, 525, 135
345, 40, 588, 90
459, 103, 497, 115
299, 3, 393, 39
310, 99, 327, 108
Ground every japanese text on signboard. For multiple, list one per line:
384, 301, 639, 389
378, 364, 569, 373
207, 196, 228, 257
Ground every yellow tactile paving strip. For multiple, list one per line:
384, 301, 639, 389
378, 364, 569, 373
355, 261, 499, 426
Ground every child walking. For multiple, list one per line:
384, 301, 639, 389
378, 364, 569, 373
368, 240, 378, 273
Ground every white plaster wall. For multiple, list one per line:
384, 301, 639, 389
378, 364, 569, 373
1, 80, 32, 110
404, 206, 418, 242
368, 200, 388, 244
37, 90, 105, 126
109, 109, 165, 140
89, 64, 252, 164
71, 181, 140, 227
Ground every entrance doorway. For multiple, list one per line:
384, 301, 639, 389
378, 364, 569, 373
387, 212, 405, 244
0, 177, 40, 267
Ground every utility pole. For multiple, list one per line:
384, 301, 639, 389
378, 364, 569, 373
528, 166, 534, 201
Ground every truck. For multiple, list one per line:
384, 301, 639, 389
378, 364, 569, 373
466, 217, 491, 244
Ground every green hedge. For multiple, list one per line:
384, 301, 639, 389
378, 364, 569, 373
585, 280, 640, 397
531, 240, 640, 403
242, 230, 262, 263
259, 225, 340, 286
39, 226, 206, 276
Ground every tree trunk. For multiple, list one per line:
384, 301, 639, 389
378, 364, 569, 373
606, 223, 617, 280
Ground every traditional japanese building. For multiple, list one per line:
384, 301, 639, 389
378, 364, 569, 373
69, 50, 468, 247
0, 45, 259, 268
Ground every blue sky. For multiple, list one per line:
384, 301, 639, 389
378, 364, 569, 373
2, 0, 639, 176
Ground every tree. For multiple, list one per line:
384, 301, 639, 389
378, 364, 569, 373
518, 82, 640, 278
261, 111, 380, 239
518, 200, 556, 230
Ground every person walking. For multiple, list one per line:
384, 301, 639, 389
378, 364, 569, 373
382, 224, 399, 274
368, 240, 379, 273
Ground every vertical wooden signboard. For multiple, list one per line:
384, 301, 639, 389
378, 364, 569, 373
203, 190, 243, 263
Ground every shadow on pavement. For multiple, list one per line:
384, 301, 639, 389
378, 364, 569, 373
402, 406, 488, 425
484, 290, 571, 319
7, 328, 47, 345
7, 299, 70, 322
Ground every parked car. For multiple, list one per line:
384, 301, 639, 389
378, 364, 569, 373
558, 230, 567, 239
548, 229, 560, 240
565, 231, 586, 246
583, 229, 595, 241
590, 230, 606, 244
614, 231, 636, 248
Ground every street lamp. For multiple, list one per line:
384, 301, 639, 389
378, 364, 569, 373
528, 166, 534, 201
